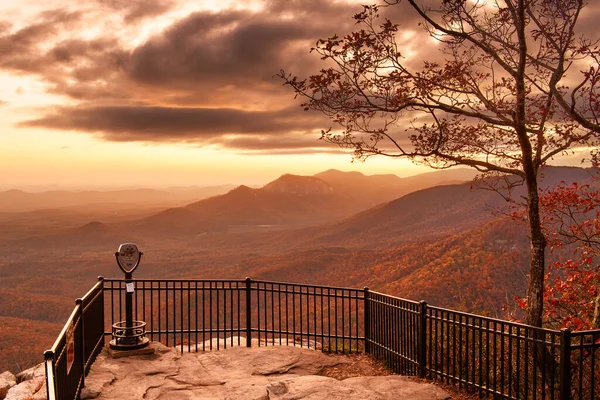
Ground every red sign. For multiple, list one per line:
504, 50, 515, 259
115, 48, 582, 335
66, 321, 74, 374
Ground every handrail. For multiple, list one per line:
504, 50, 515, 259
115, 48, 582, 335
44, 277, 105, 400
44, 277, 600, 400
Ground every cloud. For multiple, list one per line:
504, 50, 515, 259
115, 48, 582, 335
0, 0, 364, 151
5, 0, 599, 154
0, 1, 361, 103
21, 104, 336, 150
124, 6, 357, 95
0, 9, 83, 72
94, 0, 176, 22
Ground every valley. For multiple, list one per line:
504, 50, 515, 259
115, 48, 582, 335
0, 166, 595, 373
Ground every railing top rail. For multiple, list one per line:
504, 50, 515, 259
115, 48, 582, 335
80, 280, 103, 303
102, 277, 366, 292
102, 278, 246, 284
570, 329, 600, 336
48, 303, 80, 354
252, 279, 366, 292
427, 304, 561, 335
367, 290, 420, 305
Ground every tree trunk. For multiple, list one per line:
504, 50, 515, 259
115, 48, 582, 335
593, 293, 600, 329
511, 0, 546, 329
522, 170, 557, 387
524, 175, 546, 328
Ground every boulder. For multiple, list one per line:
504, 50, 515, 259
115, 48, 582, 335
5, 376, 45, 400
0, 371, 17, 400
15, 363, 44, 383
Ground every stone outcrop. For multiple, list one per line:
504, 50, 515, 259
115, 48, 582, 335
0, 371, 17, 400
81, 341, 450, 399
266, 375, 450, 400
4, 363, 46, 400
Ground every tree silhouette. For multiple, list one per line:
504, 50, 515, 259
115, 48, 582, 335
280, 0, 600, 328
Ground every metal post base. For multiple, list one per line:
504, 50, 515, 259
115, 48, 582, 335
110, 320, 150, 350
109, 337, 150, 351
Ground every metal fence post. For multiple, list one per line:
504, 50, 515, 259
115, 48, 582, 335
76, 298, 85, 388
364, 287, 370, 354
98, 276, 105, 350
418, 300, 427, 378
246, 277, 252, 347
559, 328, 572, 400
44, 350, 56, 400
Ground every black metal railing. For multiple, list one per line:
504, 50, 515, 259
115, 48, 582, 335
569, 330, 600, 400
44, 279, 104, 400
44, 278, 599, 400
366, 291, 600, 400
103, 278, 364, 353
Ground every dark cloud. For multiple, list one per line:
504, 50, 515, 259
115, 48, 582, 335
0, 1, 360, 103
21, 102, 341, 153
21, 104, 330, 144
125, 7, 355, 92
0, 9, 83, 74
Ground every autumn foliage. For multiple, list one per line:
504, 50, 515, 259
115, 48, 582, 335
513, 181, 600, 329
541, 182, 600, 330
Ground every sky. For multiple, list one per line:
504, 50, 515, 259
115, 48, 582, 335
0, 0, 597, 190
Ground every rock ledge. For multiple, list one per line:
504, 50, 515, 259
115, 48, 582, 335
82, 341, 450, 400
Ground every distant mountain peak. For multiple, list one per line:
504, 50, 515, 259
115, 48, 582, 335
316, 169, 366, 178
63, 221, 119, 239
77, 221, 112, 233
232, 185, 254, 192
262, 174, 333, 195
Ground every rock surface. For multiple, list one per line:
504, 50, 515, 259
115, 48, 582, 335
0, 371, 17, 400
82, 341, 450, 399
15, 363, 45, 383
5, 364, 45, 400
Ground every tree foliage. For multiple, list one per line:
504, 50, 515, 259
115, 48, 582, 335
280, 0, 600, 327
540, 182, 600, 329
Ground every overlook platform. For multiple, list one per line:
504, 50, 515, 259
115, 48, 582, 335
43, 278, 600, 399
81, 340, 450, 400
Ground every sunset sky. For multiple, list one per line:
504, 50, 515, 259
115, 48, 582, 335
0, 0, 596, 189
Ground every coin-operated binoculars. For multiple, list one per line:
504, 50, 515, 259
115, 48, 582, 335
109, 243, 150, 350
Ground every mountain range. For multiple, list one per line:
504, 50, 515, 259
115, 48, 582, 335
0, 165, 597, 373
128, 168, 479, 236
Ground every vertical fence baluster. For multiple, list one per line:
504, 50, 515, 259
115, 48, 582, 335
237, 282, 241, 346
202, 282, 206, 351
286, 284, 290, 346
419, 300, 427, 378
314, 288, 318, 350
364, 287, 370, 354
245, 277, 252, 347
559, 328, 572, 400
217, 282, 221, 350
195, 282, 199, 351
278, 284, 283, 346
